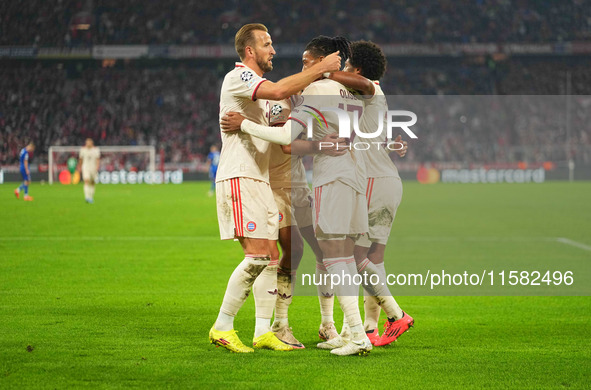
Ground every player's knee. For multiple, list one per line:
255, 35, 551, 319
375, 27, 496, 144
291, 240, 304, 262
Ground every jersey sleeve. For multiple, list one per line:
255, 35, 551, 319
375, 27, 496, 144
240, 119, 296, 146
227, 69, 267, 101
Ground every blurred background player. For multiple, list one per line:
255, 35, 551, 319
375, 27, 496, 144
206, 145, 220, 197
77, 138, 101, 204
209, 23, 341, 353
14, 142, 35, 201
342, 41, 414, 346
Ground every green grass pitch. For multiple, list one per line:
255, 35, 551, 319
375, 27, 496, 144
1, 181, 590, 388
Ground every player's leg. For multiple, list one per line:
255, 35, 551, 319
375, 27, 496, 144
249, 181, 291, 351
15, 179, 25, 199
299, 224, 339, 340
273, 226, 297, 327
82, 167, 92, 202
272, 225, 305, 348
315, 182, 374, 355
211, 236, 271, 353
210, 178, 290, 352
251, 238, 279, 338
353, 240, 380, 342
317, 235, 373, 355
88, 172, 97, 203
366, 242, 414, 346
22, 175, 33, 201
208, 170, 215, 197
83, 179, 90, 202
362, 176, 413, 346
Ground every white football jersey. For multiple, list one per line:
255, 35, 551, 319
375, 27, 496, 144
79, 146, 100, 172
216, 62, 271, 183
359, 82, 400, 179
291, 79, 366, 193
268, 99, 307, 189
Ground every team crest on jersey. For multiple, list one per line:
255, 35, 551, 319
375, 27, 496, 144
241, 70, 253, 82
278, 212, 284, 222
246, 221, 257, 232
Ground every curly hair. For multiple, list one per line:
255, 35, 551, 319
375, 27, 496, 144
304, 35, 352, 63
349, 41, 387, 81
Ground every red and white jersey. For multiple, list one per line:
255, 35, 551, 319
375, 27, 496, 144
216, 62, 271, 183
268, 99, 307, 189
359, 82, 400, 179
291, 79, 366, 193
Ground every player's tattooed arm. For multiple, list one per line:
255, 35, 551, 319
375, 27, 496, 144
254, 51, 342, 101
328, 71, 375, 98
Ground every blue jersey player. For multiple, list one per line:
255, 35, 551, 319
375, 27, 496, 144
15, 142, 35, 201
207, 145, 220, 197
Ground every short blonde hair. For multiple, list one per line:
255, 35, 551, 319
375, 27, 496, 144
235, 23, 268, 60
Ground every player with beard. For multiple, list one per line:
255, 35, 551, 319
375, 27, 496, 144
209, 23, 342, 353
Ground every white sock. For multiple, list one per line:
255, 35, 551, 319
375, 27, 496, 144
363, 290, 380, 331
323, 256, 363, 331
215, 255, 270, 331
84, 184, 90, 199
255, 317, 271, 338
89, 184, 95, 200
253, 259, 278, 337
364, 261, 385, 329
215, 312, 234, 332
316, 262, 334, 325
358, 258, 403, 320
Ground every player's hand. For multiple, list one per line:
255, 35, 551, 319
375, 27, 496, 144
393, 135, 408, 157
220, 112, 245, 132
319, 132, 348, 157
319, 51, 342, 74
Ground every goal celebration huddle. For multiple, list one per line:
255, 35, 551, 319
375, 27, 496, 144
209, 23, 413, 356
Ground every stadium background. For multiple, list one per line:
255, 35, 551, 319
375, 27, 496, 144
1, 1, 590, 388
1, 0, 591, 182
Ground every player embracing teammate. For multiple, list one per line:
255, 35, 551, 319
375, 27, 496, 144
209, 23, 342, 353
215, 28, 414, 356
339, 41, 414, 346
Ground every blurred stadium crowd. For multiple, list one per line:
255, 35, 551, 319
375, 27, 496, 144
2, 59, 590, 166
1, 0, 590, 167
2, 0, 590, 46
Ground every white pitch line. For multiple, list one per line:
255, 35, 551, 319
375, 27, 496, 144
0, 236, 218, 241
555, 237, 591, 252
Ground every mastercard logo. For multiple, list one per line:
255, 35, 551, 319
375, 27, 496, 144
59, 170, 81, 185
417, 167, 440, 184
